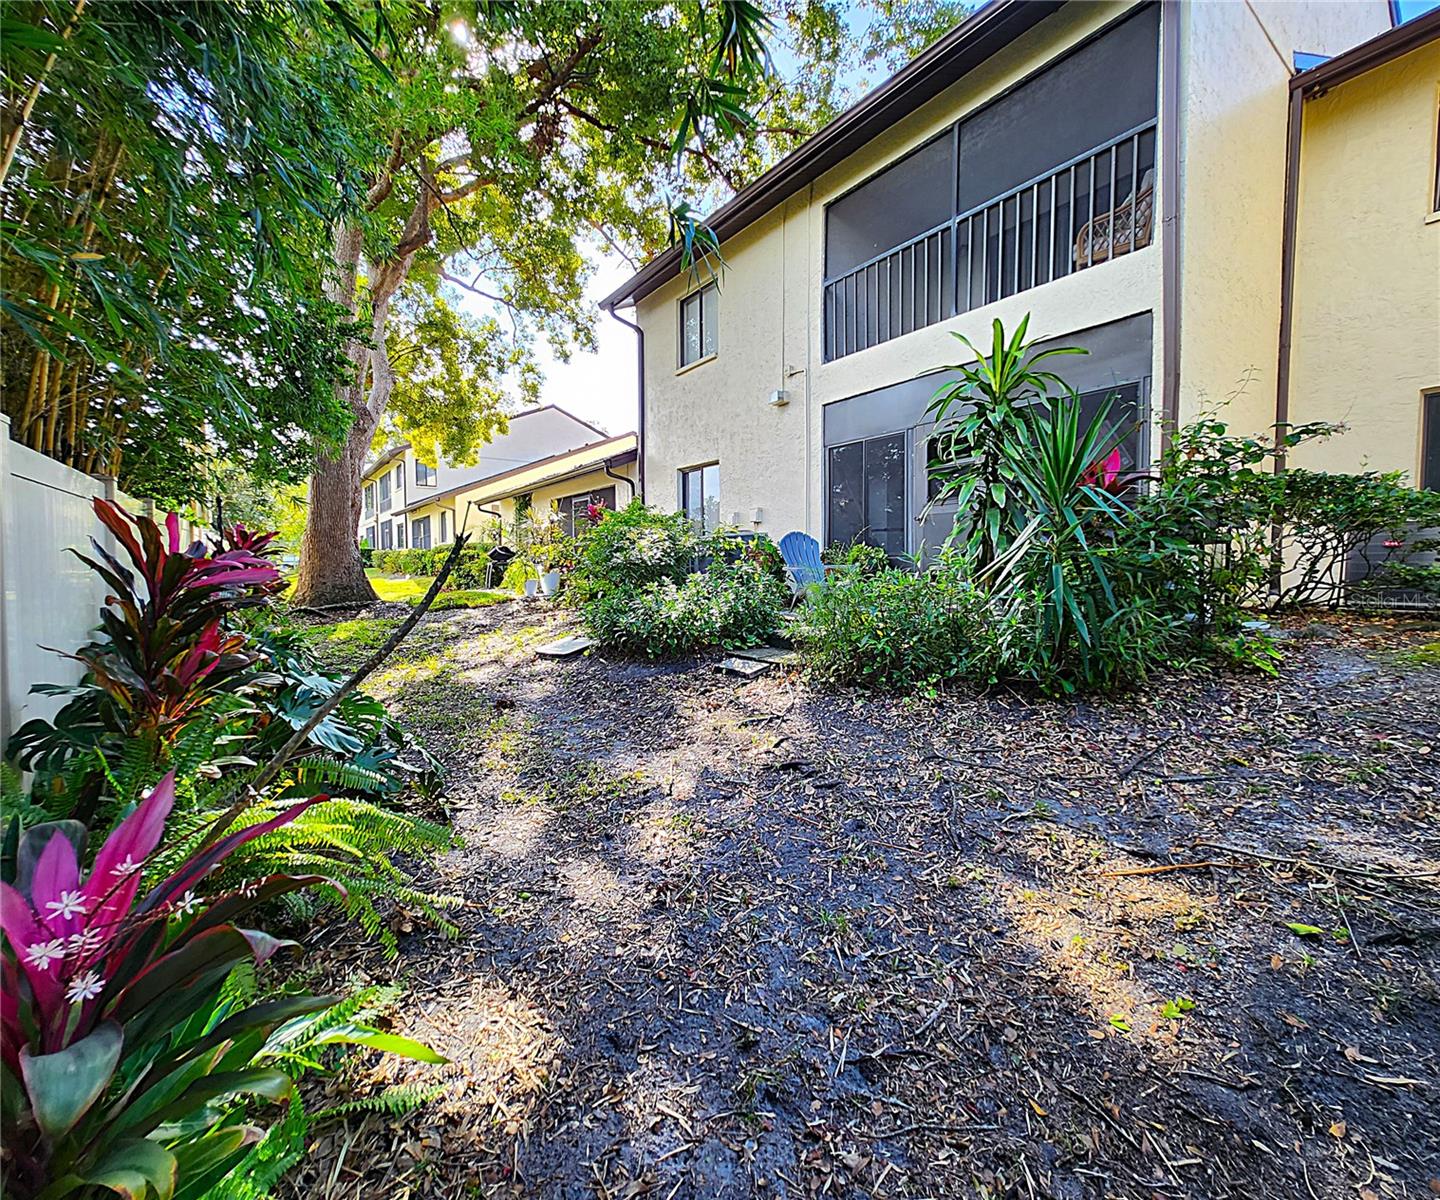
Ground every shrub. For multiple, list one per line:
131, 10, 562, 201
500, 556, 538, 593
820, 540, 889, 576
0, 772, 441, 1200
571, 500, 701, 601
583, 560, 785, 659
796, 558, 1022, 692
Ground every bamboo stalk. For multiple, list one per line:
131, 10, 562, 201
0, 0, 88, 191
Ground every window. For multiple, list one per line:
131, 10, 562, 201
415, 459, 437, 486
827, 434, 906, 558
394, 519, 405, 549
1433, 90, 1439, 213
558, 486, 617, 537
379, 521, 393, 549
378, 472, 391, 511
364, 483, 375, 517
439, 509, 448, 544
679, 464, 720, 532
1077, 381, 1145, 479
679, 282, 718, 367
1424, 391, 1440, 491
393, 464, 404, 495
365, 524, 376, 548
411, 515, 432, 548
823, 5, 1159, 360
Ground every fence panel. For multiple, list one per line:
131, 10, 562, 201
1, 415, 120, 747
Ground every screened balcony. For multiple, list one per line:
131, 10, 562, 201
822, 4, 1159, 362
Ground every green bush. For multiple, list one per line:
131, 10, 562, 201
571, 499, 702, 601
821, 539, 890, 576
796, 557, 1022, 692
583, 559, 786, 659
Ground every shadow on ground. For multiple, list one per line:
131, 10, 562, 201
287, 603, 1440, 1200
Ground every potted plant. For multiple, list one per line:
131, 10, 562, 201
525, 508, 565, 597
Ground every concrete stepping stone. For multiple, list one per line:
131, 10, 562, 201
535, 635, 596, 659
714, 656, 772, 678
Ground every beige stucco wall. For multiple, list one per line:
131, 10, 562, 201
639, 1, 1167, 542
1175, 1, 1390, 435
1287, 39, 1440, 480
635, 1, 1398, 546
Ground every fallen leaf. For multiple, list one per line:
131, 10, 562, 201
1328, 1121, 1346, 1138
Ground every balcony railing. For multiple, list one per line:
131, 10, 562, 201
823, 122, 1157, 361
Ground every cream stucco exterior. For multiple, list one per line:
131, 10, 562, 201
359, 404, 607, 548
640, 1, 1167, 546
1287, 37, 1440, 481
1176, 1, 1389, 433
628, 0, 1410, 551
453, 435, 639, 540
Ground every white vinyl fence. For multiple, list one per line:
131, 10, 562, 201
0, 415, 124, 748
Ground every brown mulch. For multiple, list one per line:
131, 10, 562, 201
284, 604, 1440, 1199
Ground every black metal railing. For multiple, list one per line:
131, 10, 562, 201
822, 122, 1157, 361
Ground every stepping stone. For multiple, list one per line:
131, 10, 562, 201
715, 656, 772, 678
535, 635, 596, 659
728, 645, 798, 665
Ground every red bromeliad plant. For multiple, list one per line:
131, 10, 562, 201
71, 500, 280, 735
1, 772, 333, 1198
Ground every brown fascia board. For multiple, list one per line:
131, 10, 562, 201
395, 433, 639, 513
1291, 6, 1440, 98
599, 0, 1064, 312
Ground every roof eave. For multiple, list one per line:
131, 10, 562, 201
1291, 6, 1440, 98
599, 0, 1064, 311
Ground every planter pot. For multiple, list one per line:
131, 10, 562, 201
523, 579, 539, 598
539, 570, 562, 597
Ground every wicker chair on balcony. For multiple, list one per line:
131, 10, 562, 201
1074, 169, 1154, 268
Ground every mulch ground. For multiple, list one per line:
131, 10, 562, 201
285, 602, 1440, 1200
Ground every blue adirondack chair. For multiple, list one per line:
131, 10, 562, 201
779, 531, 827, 592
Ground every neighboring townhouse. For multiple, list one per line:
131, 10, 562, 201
359, 404, 606, 550
453, 432, 639, 540
602, 0, 1435, 560
1283, 15, 1440, 486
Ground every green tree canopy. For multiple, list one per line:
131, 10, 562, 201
0, 0, 376, 502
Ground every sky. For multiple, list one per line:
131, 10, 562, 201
521, 249, 638, 437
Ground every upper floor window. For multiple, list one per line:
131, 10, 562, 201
393, 464, 404, 493
363, 482, 375, 517
415, 459, 437, 486
378, 472, 392, 511
680, 463, 720, 532
823, 4, 1159, 360
679, 282, 718, 367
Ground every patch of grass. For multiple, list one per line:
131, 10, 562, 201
423, 589, 509, 611
370, 573, 435, 603
309, 616, 403, 654
1396, 640, 1440, 667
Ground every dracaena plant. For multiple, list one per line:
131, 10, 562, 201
7, 501, 281, 783
0, 772, 335, 1199
72, 499, 280, 733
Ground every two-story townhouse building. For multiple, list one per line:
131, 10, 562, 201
359, 404, 607, 550
602, 1, 1437, 560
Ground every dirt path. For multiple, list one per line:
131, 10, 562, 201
290, 604, 1440, 1199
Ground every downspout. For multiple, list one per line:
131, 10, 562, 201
1158, 0, 1183, 447
605, 304, 645, 502
1269, 83, 1305, 602
1274, 84, 1304, 473
603, 458, 636, 502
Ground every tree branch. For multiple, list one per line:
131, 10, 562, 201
206, 533, 473, 842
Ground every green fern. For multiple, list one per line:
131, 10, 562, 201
156, 796, 461, 955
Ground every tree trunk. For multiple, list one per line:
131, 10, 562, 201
291, 205, 427, 607
291, 405, 378, 606
292, 219, 378, 607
